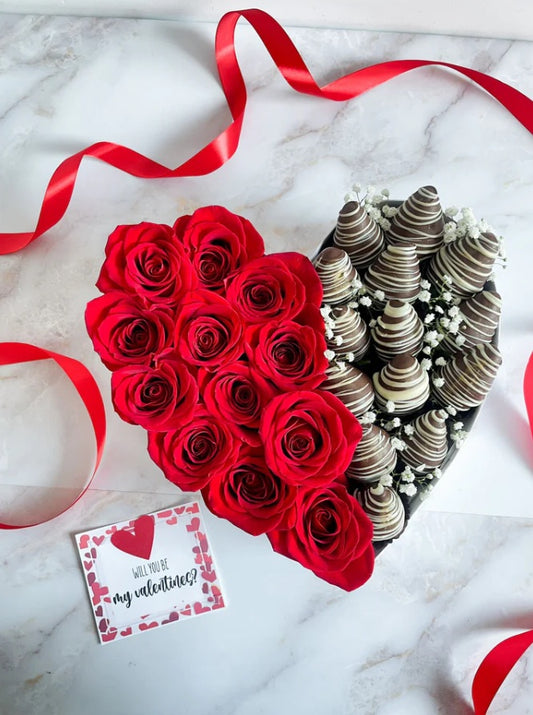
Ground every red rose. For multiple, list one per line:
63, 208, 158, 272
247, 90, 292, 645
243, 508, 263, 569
111, 358, 198, 431
96, 222, 197, 307
260, 390, 363, 487
173, 205, 264, 293
225, 253, 323, 324
268, 484, 374, 591
147, 405, 241, 492
85, 292, 174, 371
202, 446, 297, 536
200, 362, 277, 446
174, 289, 244, 370
246, 304, 328, 391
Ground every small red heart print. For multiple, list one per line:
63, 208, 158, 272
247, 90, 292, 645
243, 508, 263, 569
93, 535, 105, 546
83, 561, 92, 571
95, 605, 104, 617
110, 515, 155, 559
157, 510, 173, 519
202, 583, 209, 594
162, 612, 179, 625
193, 601, 210, 615
180, 605, 192, 616
174, 506, 185, 515
120, 627, 133, 637
166, 516, 177, 526
102, 629, 118, 643
186, 517, 200, 533
79, 534, 90, 550
186, 503, 199, 514
139, 621, 158, 631
91, 581, 109, 606
98, 618, 109, 633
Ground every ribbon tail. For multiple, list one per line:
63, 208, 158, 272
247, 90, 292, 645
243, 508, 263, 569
472, 630, 533, 714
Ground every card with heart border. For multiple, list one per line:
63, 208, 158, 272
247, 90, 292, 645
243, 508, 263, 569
75, 501, 226, 644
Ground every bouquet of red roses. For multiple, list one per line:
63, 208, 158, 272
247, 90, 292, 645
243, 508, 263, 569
86, 205, 375, 590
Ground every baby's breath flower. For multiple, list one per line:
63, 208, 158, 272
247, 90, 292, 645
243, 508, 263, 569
446, 405, 457, 416
324, 349, 336, 361
455, 335, 466, 347
380, 474, 393, 487
433, 468, 442, 478
320, 305, 332, 318
424, 330, 438, 344
422, 345, 432, 356
352, 182, 362, 194
359, 296, 372, 307
435, 357, 447, 367
403, 423, 415, 436
391, 437, 405, 450
369, 319, 377, 328
432, 377, 445, 388
374, 289, 386, 301
381, 188, 390, 198
385, 400, 396, 413
345, 352, 355, 362
444, 206, 458, 217
439, 317, 451, 329
434, 305, 444, 314
401, 470, 415, 483
448, 321, 460, 335
442, 274, 453, 285
453, 421, 464, 430
382, 205, 399, 218
448, 305, 459, 317
381, 218, 392, 232
360, 411, 376, 425
366, 206, 381, 221
420, 279, 431, 290
352, 278, 363, 291
442, 291, 453, 303
399, 483, 417, 497
418, 290, 431, 303
325, 327, 334, 339
421, 358, 432, 371
335, 335, 344, 346
424, 313, 435, 324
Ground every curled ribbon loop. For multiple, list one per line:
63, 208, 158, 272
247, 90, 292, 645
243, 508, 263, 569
0, 343, 106, 529
0, 8, 532, 255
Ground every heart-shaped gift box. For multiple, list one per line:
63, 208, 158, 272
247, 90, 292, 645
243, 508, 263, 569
85, 183, 502, 590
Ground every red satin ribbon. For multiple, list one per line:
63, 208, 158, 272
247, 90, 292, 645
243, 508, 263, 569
0, 8, 532, 255
0, 8, 532, 704
473, 629, 533, 714
0, 343, 106, 529
471, 353, 533, 714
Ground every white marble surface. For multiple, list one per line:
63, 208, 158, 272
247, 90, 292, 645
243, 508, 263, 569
0, 13, 532, 714
1, 1, 533, 41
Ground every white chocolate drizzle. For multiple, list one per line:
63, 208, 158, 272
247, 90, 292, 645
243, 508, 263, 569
387, 185, 444, 258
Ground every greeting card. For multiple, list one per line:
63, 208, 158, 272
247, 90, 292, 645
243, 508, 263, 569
76, 501, 226, 643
